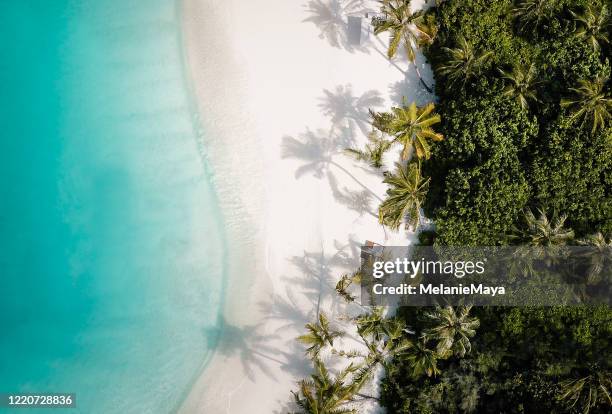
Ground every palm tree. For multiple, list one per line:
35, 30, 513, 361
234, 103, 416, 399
557, 370, 612, 414
297, 312, 343, 357
336, 311, 413, 378
292, 358, 363, 414
561, 77, 612, 133
498, 63, 542, 110
372, 0, 435, 91
576, 232, 612, 284
370, 101, 443, 160
512, 0, 555, 34
437, 35, 493, 88
423, 305, 480, 359
378, 162, 430, 230
344, 131, 393, 169
511, 208, 575, 247
404, 339, 440, 378
570, 4, 610, 51
335, 272, 362, 303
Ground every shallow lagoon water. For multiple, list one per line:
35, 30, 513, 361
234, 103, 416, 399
0, 1, 224, 412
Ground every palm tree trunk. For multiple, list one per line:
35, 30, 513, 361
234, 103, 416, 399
355, 393, 380, 402
413, 60, 433, 93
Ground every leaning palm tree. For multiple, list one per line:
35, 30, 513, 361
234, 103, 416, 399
372, 0, 435, 91
557, 370, 612, 414
511, 208, 575, 247
498, 63, 542, 110
422, 305, 480, 359
378, 162, 430, 230
561, 77, 612, 133
570, 3, 610, 51
297, 312, 343, 357
370, 101, 444, 160
344, 131, 393, 169
512, 0, 555, 34
437, 35, 493, 88
292, 358, 363, 414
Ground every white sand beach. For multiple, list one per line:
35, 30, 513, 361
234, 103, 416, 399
179, 0, 434, 412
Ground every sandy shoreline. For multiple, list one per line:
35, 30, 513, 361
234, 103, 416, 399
179, 0, 433, 412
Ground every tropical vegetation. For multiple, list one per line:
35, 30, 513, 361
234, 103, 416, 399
288, 0, 611, 413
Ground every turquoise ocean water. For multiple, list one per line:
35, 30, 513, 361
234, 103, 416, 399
0, 1, 225, 412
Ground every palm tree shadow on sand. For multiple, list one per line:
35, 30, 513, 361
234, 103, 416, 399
318, 84, 384, 136
202, 316, 311, 381
281, 128, 383, 204
389, 56, 437, 106
264, 237, 370, 412
302, 0, 375, 53
328, 172, 377, 218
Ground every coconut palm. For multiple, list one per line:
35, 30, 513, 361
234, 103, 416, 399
372, 0, 435, 91
557, 370, 612, 414
378, 162, 430, 230
437, 35, 493, 88
512, 0, 555, 34
576, 232, 612, 284
404, 339, 441, 378
561, 77, 612, 133
423, 305, 480, 359
498, 63, 542, 110
344, 131, 393, 169
335, 272, 362, 303
292, 358, 363, 414
511, 208, 574, 246
297, 312, 343, 357
359, 319, 414, 373
370, 101, 443, 160
334, 311, 413, 381
570, 4, 610, 51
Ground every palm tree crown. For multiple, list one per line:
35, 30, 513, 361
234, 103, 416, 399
577, 232, 612, 284
512, 0, 555, 33
511, 208, 575, 247
570, 4, 610, 51
292, 358, 362, 414
378, 162, 430, 230
404, 339, 440, 378
557, 370, 612, 414
423, 305, 480, 358
437, 35, 493, 88
498, 63, 542, 110
297, 312, 343, 357
344, 131, 393, 169
372, 0, 436, 91
370, 101, 443, 160
372, 0, 434, 61
561, 77, 612, 133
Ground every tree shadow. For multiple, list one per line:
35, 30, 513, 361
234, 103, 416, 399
318, 84, 383, 136
302, 0, 375, 53
328, 172, 377, 219
281, 128, 339, 179
202, 316, 310, 382
281, 127, 383, 203
388, 58, 437, 106
283, 238, 364, 317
